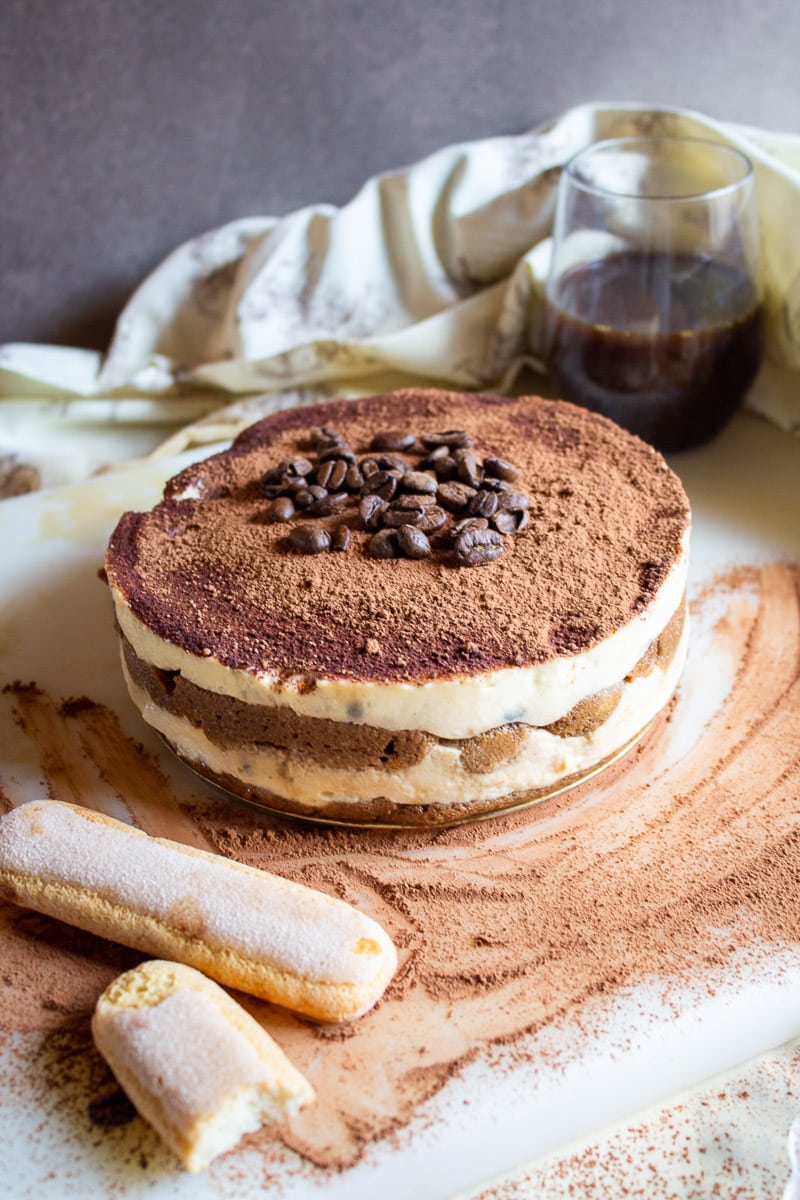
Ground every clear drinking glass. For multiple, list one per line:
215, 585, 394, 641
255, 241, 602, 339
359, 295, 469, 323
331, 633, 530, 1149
544, 136, 763, 452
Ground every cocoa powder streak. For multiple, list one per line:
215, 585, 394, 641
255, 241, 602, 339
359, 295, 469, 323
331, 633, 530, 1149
6, 685, 213, 850
0, 565, 798, 1174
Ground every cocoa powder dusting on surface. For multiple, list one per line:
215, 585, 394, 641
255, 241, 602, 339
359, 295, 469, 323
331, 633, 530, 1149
470, 1042, 800, 1198
5, 683, 214, 851
0, 905, 142, 1034
105, 390, 689, 681
0, 564, 799, 1180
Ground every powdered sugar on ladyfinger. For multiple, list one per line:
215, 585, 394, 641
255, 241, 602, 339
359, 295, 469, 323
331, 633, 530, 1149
92, 960, 314, 1172
0, 800, 397, 1021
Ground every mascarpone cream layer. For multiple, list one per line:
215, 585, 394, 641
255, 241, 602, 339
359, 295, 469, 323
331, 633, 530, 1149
110, 528, 688, 741
121, 617, 688, 809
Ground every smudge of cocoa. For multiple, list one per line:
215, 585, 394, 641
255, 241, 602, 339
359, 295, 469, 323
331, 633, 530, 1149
5, 685, 214, 849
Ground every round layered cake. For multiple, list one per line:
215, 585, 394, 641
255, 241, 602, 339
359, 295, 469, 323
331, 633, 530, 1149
105, 389, 691, 827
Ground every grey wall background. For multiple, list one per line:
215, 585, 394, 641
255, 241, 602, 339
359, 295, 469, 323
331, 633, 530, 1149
2, 0, 799, 350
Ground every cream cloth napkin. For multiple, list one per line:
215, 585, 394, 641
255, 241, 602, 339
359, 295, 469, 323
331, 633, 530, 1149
1, 100, 799, 491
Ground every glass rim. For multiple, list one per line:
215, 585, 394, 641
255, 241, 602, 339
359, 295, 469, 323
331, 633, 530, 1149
563, 135, 754, 203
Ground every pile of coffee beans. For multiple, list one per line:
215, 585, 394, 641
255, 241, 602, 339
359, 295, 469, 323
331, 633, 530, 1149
260, 425, 529, 567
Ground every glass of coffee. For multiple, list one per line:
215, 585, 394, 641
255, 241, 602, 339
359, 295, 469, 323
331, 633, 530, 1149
544, 136, 763, 452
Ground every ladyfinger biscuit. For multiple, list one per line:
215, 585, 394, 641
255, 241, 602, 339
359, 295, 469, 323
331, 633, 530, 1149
92, 960, 314, 1173
0, 800, 397, 1022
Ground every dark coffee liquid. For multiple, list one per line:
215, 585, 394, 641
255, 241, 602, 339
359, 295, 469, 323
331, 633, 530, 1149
544, 252, 763, 452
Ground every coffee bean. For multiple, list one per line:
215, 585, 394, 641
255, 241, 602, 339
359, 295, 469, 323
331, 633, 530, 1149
484, 456, 521, 482
454, 527, 504, 567
450, 516, 489, 541
329, 460, 349, 490
290, 525, 330, 554
316, 459, 348, 490
88, 1088, 137, 1128
319, 445, 356, 464
315, 460, 335, 488
331, 523, 351, 551
261, 464, 289, 487
307, 491, 348, 517
432, 456, 457, 482
367, 529, 398, 559
359, 495, 387, 529
285, 475, 313, 494
260, 464, 294, 498
359, 457, 380, 478
396, 524, 431, 559
344, 463, 365, 492
266, 496, 295, 523
260, 477, 291, 499
457, 453, 484, 489
370, 430, 416, 452
393, 493, 426, 509
274, 457, 311, 478
467, 489, 499, 518
294, 484, 328, 509
420, 445, 451, 467
362, 470, 398, 501
383, 501, 425, 527
310, 425, 345, 450
497, 490, 530, 513
417, 505, 447, 534
377, 453, 411, 472
395, 493, 434, 514
437, 481, 477, 512
491, 510, 517, 534
269, 421, 525, 567
492, 509, 528, 534
420, 430, 474, 450
401, 471, 437, 495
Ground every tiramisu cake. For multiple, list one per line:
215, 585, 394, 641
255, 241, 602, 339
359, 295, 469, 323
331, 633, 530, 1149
105, 389, 690, 827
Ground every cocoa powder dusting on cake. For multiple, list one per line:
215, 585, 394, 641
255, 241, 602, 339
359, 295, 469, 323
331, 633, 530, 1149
106, 390, 689, 681
0, 564, 798, 1178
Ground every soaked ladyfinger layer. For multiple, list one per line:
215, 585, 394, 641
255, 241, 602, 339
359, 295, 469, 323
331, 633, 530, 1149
119, 599, 686, 771
93, 960, 314, 1173
122, 610, 687, 822
0, 800, 397, 1022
